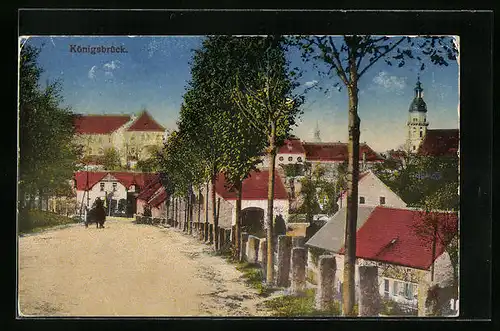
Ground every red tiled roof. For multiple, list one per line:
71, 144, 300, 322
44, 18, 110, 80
339, 207, 458, 270
388, 150, 407, 159
137, 181, 163, 201
302, 142, 383, 162
73, 114, 131, 134
277, 137, 306, 155
418, 129, 459, 157
216, 170, 288, 200
127, 111, 165, 132
74, 171, 157, 191
149, 189, 167, 207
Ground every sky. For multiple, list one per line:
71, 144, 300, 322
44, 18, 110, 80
20, 36, 459, 153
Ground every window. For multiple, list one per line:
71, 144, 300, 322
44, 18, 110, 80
288, 156, 293, 162
98, 148, 104, 155
130, 135, 135, 141
404, 283, 415, 299
100, 183, 105, 191
297, 156, 302, 162
413, 145, 416, 151
420, 130, 423, 137
384, 279, 390, 296
393, 281, 399, 296
279, 156, 284, 161
379, 196, 386, 205
359, 196, 365, 204
112, 182, 117, 191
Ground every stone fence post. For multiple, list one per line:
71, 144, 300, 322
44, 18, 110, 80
247, 236, 260, 264
359, 266, 380, 316
276, 235, 292, 287
259, 239, 267, 276
292, 236, 306, 248
240, 232, 249, 262
291, 247, 307, 296
315, 255, 336, 311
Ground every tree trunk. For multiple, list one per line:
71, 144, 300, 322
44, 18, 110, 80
38, 189, 43, 210
198, 188, 202, 225
211, 172, 218, 248
205, 181, 209, 240
342, 80, 361, 317
266, 135, 277, 284
234, 179, 243, 260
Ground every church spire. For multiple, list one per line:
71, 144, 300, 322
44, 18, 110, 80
414, 74, 423, 98
314, 121, 321, 142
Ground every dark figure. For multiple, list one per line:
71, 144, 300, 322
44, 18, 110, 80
85, 198, 107, 228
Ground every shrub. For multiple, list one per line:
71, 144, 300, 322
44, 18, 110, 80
19, 209, 77, 233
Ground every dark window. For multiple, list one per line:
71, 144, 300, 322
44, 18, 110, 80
380, 196, 386, 205
384, 279, 389, 293
100, 183, 105, 191
297, 156, 302, 162
420, 130, 423, 137
359, 196, 365, 204
279, 156, 284, 161
288, 156, 293, 162
112, 182, 117, 191
413, 145, 416, 151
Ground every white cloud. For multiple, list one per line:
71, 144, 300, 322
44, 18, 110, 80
103, 60, 121, 70
105, 71, 114, 78
88, 66, 97, 79
372, 71, 407, 92
304, 80, 318, 88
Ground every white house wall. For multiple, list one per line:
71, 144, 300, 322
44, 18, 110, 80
76, 180, 128, 211
338, 172, 407, 208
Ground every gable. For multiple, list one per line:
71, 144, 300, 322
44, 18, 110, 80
126, 111, 165, 132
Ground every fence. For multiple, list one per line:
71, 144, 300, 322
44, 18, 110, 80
134, 215, 452, 317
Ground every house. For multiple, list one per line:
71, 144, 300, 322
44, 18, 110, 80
73, 110, 166, 168
337, 170, 407, 209
306, 206, 458, 313
197, 170, 289, 234
417, 129, 459, 157
74, 171, 158, 216
136, 175, 169, 218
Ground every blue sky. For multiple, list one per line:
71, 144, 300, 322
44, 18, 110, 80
20, 36, 459, 152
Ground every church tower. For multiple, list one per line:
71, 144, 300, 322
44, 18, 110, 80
406, 77, 429, 153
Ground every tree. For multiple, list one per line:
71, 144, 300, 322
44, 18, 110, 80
19, 43, 80, 211
102, 147, 122, 171
293, 35, 458, 315
230, 35, 304, 284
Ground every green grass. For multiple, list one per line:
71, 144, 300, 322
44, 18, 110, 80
234, 261, 274, 297
19, 209, 78, 234
263, 288, 343, 317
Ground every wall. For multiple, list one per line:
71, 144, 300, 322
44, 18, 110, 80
76, 180, 127, 212
338, 172, 407, 208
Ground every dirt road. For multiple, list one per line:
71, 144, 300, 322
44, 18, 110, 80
18, 219, 272, 317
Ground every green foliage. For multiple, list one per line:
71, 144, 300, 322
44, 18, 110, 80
235, 262, 273, 296
18, 209, 77, 233
18, 43, 80, 209
102, 147, 122, 171
264, 288, 342, 316
287, 213, 306, 223
374, 154, 459, 210
295, 162, 338, 217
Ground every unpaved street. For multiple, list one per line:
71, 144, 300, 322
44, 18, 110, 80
18, 219, 271, 317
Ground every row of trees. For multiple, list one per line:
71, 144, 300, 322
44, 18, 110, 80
19, 43, 80, 212
158, 36, 304, 286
